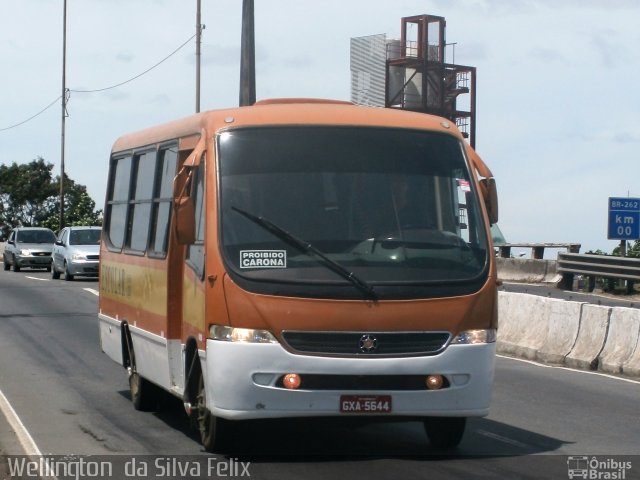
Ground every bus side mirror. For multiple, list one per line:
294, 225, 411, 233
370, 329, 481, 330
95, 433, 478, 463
466, 144, 499, 225
479, 178, 499, 225
173, 134, 205, 245
174, 166, 196, 245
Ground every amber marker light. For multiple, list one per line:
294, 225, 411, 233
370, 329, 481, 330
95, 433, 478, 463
426, 375, 444, 390
283, 373, 302, 390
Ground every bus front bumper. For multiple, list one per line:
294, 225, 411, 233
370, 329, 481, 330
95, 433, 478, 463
204, 340, 496, 420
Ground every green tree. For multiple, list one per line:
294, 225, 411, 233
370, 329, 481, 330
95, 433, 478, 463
40, 176, 102, 230
611, 240, 640, 258
0, 158, 57, 236
626, 240, 640, 258
0, 158, 101, 238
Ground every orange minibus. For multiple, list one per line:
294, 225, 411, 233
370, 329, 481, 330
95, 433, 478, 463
99, 99, 499, 452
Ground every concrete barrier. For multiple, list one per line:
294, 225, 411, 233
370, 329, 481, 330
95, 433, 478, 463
496, 290, 524, 356
496, 291, 519, 350
497, 293, 551, 360
565, 304, 611, 371
598, 307, 640, 374
497, 292, 640, 377
496, 258, 560, 284
537, 300, 584, 365
622, 333, 640, 377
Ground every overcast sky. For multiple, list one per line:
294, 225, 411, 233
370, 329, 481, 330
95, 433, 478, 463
1, 0, 639, 254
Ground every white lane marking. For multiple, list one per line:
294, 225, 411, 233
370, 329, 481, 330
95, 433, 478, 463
25, 276, 49, 282
83, 288, 99, 297
497, 354, 640, 385
476, 429, 531, 449
0, 388, 42, 455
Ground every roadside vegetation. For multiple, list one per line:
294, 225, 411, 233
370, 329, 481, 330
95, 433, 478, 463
0, 157, 102, 239
583, 241, 640, 295
587, 241, 640, 259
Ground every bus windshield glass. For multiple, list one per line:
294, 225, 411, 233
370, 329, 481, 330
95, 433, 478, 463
218, 126, 489, 294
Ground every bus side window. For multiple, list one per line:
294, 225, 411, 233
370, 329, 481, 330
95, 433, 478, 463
105, 155, 132, 250
186, 161, 205, 279
127, 150, 157, 253
150, 146, 178, 256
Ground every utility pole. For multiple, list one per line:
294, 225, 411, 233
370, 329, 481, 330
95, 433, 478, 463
59, 0, 67, 231
195, 0, 202, 113
239, 0, 255, 106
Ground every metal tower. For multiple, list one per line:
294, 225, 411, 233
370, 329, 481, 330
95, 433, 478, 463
385, 15, 477, 147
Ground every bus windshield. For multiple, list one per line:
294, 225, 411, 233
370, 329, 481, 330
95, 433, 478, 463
218, 126, 489, 298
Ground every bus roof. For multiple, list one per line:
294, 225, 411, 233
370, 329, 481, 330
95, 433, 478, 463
111, 99, 464, 153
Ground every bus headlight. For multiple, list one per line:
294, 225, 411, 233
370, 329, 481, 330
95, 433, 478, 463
209, 325, 278, 344
452, 329, 496, 344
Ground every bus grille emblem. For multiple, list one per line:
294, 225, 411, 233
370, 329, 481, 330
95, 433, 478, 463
359, 334, 378, 353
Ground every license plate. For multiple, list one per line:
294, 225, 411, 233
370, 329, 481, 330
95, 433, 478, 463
340, 395, 392, 413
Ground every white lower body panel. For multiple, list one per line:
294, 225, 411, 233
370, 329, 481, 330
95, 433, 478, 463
98, 314, 182, 394
99, 314, 123, 365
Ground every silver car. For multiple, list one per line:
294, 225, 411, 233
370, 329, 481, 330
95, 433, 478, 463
3, 227, 56, 272
51, 226, 101, 281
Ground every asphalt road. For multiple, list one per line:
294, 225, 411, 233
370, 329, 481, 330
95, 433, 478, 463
0, 267, 639, 479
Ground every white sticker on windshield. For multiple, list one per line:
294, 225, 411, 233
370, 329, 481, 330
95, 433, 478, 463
457, 179, 471, 192
240, 250, 287, 269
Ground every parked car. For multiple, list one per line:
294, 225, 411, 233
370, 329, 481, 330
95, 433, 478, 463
51, 226, 101, 281
3, 227, 56, 272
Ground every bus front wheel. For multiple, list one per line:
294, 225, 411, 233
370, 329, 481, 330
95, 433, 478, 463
195, 372, 227, 452
423, 417, 466, 450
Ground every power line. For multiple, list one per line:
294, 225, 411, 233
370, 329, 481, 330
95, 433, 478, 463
70, 33, 196, 93
0, 95, 62, 132
0, 33, 197, 132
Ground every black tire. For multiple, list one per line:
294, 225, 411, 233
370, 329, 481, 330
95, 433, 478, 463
3, 256, 9, 271
424, 417, 466, 450
129, 371, 156, 411
64, 263, 74, 281
12, 256, 20, 272
124, 327, 157, 411
195, 371, 227, 452
51, 264, 60, 279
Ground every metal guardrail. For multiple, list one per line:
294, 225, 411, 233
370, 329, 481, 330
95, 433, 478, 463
557, 252, 640, 291
497, 243, 581, 259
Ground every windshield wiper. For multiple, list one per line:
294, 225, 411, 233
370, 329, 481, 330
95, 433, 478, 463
232, 206, 377, 300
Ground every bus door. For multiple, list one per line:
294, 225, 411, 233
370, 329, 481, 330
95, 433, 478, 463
169, 138, 207, 398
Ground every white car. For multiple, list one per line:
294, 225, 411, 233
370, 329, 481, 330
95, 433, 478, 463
3, 227, 56, 272
51, 226, 101, 281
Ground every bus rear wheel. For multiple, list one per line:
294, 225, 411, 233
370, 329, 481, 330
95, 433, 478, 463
129, 370, 156, 411
423, 417, 466, 450
195, 372, 227, 452
125, 328, 156, 412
